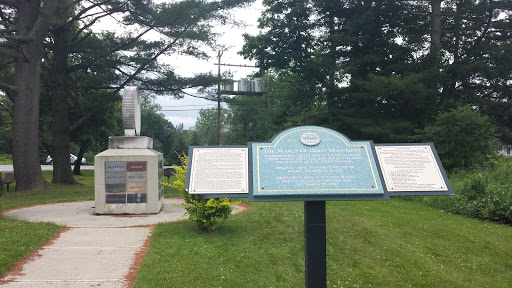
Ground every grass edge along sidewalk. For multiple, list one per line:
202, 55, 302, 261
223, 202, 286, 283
2, 171, 512, 287
134, 200, 512, 288
0, 170, 95, 278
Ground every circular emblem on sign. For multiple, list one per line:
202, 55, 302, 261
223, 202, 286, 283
300, 132, 321, 146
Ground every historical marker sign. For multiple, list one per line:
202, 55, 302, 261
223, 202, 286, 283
183, 126, 453, 288
187, 147, 249, 196
250, 126, 386, 201
375, 144, 452, 196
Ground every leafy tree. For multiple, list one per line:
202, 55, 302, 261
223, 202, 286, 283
227, 70, 324, 143
227, 94, 269, 144
193, 108, 231, 146
338, 73, 439, 143
437, 1, 512, 143
0, 0, 61, 190
12, 0, 249, 186
413, 106, 498, 171
169, 123, 189, 165
241, 1, 433, 140
242, 0, 512, 147
140, 98, 175, 164
71, 101, 123, 175
1, 0, 251, 189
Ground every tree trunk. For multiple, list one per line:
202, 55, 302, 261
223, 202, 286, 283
73, 144, 87, 175
431, 0, 442, 53
11, 0, 59, 191
325, 9, 338, 128
50, 13, 76, 184
440, 1, 462, 110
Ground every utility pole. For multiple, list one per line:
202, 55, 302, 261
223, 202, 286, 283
216, 50, 223, 146
214, 60, 267, 143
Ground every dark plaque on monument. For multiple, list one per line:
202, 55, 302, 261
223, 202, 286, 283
127, 161, 147, 172
127, 193, 147, 203
106, 194, 126, 204
106, 183, 126, 193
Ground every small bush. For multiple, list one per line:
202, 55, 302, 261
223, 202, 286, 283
412, 106, 497, 171
455, 172, 488, 201
407, 158, 512, 225
450, 184, 512, 224
168, 153, 237, 232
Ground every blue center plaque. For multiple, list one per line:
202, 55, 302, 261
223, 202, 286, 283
250, 126, 386, 201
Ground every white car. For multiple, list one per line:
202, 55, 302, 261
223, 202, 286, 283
46, 154, 86, 165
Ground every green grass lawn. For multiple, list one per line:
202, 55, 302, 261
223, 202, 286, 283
133, 200, 512, 288
1, 171, 511, 287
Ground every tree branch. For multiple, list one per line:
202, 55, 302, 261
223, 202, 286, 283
113, 27, 153, 52
69, 93, 121, 132
0, 81, 16, 102
25, 0, 60, 45
0, 26, 15, 33
70, 7, 124, 47
473, 7, 494, 45
2, 33, 32, 42
115, 28, 191, 91
0, 100, 13, 117
0, 0, 19, 8
0, 46, 16, 57
70, 0, 112, 23
0, 7, 14, 25
70, 31, 93, 50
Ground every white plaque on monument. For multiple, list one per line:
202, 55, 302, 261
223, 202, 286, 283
122, 86, 141, 136
375, 145, 448, 192
188, 148, 249, 194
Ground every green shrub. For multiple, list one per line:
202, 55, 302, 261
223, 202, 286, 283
412, 106, 497, 171
450, 184, 512, 224
455, 172, 488, 201
407, 158, 512, 225
168, 153, 236, 232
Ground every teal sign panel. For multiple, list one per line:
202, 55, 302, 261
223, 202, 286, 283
250, 126, 386, 201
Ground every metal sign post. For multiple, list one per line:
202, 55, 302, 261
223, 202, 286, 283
304, 201, 327, 288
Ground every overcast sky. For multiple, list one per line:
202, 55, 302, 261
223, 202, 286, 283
155, 0, 264, 129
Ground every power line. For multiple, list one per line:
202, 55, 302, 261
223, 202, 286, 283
214, 63, 258, 68
159, 109, 211, 112
160, 104, 217, 107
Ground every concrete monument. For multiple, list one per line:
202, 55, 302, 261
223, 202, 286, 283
94, 87, 164, 214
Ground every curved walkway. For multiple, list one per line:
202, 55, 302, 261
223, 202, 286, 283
1, 199, 245, 287
2, 198, 188, 228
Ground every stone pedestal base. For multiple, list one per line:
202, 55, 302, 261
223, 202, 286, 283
94, 148, 164, 214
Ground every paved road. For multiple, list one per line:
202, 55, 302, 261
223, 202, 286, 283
0, 165, 95, 172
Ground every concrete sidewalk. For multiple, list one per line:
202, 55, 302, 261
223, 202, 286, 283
0, 199, 191, 287
2, 199, 187, 228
